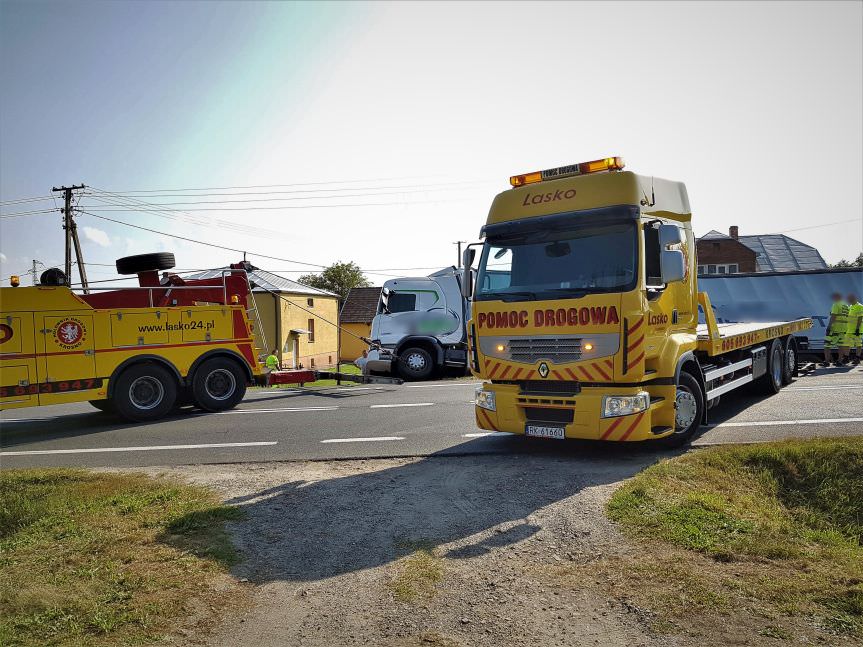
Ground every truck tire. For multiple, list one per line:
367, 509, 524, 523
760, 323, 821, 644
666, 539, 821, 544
659, 371, 704, 448
782, 337, 798, 385
757, 339, 784, 395
89, 399, 115, 413
191, 357, 247, 412
112, 363, 178, 421
396, 346, 434, 381
115, 252, 176, 275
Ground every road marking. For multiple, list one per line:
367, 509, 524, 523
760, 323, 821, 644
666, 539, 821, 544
1, 417, 58, 423
463, 432, 507, 438
320, 436, 405, 443
0, 441, 278, 457
217, 406, 338, 414
784, 385, 863, 391
369, 402, 434, 409
404, 382, 481, 388
709, 417, 863, 428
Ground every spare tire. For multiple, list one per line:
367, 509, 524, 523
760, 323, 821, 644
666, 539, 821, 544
40, 267, 67, 286
116, 252, 176, 275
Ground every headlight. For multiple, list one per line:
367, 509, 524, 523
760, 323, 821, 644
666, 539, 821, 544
475, 386, 496, 411
602, 392, 650, 418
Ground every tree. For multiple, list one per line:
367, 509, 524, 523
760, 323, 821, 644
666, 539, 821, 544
298, 261, 370, 302
830, 252, 863, 268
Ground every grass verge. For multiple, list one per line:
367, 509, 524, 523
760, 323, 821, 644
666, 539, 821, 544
0, 469, 245, 647
388, 540, 444, 602
592, 438, 862, 642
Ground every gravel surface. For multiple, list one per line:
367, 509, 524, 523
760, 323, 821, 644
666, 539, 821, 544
139, 453, 691, 647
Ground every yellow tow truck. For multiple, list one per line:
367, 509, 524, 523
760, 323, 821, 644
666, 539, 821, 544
464, 158, 810, 446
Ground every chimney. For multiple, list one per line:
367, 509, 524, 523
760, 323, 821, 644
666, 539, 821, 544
729, 226, 739, 239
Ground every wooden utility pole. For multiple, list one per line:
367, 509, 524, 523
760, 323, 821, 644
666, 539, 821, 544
52, 184, 87, 292
453, 240, 467, 267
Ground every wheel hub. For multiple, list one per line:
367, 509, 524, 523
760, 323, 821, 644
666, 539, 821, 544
205, 368, 236, 401
675, 388, 698, 430
406, 353, 426, 371
129, 376, 164, 410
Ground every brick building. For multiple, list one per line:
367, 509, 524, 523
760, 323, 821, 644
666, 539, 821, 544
696, 226, 828, 275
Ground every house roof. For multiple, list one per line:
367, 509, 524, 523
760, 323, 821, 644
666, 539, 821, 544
699, 229, 733, 240
340, 286, 382, 323
184, 266, 338, 297
737, 235, 829, 272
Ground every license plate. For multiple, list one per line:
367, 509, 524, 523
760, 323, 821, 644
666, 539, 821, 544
525, 424, 566, 439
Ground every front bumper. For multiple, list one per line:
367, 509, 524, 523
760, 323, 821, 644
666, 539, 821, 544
355, 348, 394, 375
474, 382, 676, 442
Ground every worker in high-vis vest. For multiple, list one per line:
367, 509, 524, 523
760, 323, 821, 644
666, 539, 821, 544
265, 349, 281, 374
845, 293, 863, 365
823, 292, 849, 366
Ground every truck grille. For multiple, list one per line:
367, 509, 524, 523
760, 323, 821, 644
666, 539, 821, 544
509, 338, 582, 363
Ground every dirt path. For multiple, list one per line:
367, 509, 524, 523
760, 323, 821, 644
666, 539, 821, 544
137, 452, 693, 647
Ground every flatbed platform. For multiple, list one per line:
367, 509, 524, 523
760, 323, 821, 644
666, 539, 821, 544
695, 318, 811, 356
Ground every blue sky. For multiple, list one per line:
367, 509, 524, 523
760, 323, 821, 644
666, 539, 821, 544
2, 1, 861, 286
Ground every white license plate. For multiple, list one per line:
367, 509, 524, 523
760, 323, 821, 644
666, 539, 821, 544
525, 424, 566, 439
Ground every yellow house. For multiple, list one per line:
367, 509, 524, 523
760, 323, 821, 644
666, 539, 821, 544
187, 267, 340, 369
338, 286, 381, 361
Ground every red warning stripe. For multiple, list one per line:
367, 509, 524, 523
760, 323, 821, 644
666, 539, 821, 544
627, 336, 644, 354
592, 362, 611, 381
629, 317, 644, 334
617, 412, 646, 441
498, 365, 512, 380
477, 408, 498, 431
605, 359, 614, 370
600, 416, 625, 440
565, 368, 578, 380
628, 352, 645, 369
577, 365, 593, 381
551, 370, 564, 380
512, 368, 524, 380
488, 361, 501, 379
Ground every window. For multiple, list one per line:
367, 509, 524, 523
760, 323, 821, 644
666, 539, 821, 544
307, 298, 314, 307
387, 292, 417, 313
308, 318, 315, 342
644, 224, 662, 286
702, 263, 738, 276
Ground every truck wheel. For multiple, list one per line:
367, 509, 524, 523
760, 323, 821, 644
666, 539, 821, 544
89, 399, 115, 414
112, 363, 177, 421
396, 347, 434, 381
115, 252, 176, 275
659, 371, 704, 448
782, 337, 798, 385
192, 357, 247, 412
757, 339, 784, 395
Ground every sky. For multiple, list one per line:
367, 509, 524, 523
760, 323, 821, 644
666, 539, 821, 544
1, 1, 861, 287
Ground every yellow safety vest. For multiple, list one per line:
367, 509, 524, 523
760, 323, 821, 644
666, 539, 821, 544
848, 302, 863, 336
830, 301, 849, 335
265, 354, 279, 369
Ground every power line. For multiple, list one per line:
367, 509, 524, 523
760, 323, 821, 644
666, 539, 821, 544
98, 175, 454, 194
0, 208, 60, 219
0, 195, 55, 206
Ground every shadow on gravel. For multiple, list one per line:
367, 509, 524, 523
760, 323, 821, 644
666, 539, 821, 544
177, 439, 670, 585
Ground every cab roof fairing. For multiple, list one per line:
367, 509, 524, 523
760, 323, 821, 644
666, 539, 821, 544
484, 171, 692, 232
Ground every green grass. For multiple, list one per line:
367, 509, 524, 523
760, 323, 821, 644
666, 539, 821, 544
604, 437, 863, 638
254, 363, 364, 388
0, 469, 245, 647
388, 540, 444, 602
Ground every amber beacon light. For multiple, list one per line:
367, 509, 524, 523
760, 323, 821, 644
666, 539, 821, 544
510, 156, 625, 187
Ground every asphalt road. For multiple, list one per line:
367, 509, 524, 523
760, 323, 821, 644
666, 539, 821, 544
2, 364, 861, 469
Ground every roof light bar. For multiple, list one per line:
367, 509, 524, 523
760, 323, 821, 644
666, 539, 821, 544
510, 157, 625, 187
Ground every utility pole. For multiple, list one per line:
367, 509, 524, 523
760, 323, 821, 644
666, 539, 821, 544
31, 259, 43, 285
52, 184, 88, 292
453, 240, 467, 267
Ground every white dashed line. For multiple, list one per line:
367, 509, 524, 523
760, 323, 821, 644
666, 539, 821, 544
462, 432, 508, 438
709, 417, 863, 428
320, 436, 405, 443
0, 417, 58, 423
369, 403, 434, 409
217, 406, 338, 414
0, 441, 278, 457
784, 385, 863, 391
404, 382, 481, 388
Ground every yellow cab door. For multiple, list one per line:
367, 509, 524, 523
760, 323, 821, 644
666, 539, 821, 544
37, 312, 98, 400
0, 312, 38, 408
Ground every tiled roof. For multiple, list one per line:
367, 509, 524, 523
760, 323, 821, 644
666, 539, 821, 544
699, 230, 733, 240
184, 266, 339, 297
737, 235, 829, 272
339, 286, 382, 323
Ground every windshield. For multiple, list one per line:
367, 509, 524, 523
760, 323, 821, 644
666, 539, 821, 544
475, 220, 637, 301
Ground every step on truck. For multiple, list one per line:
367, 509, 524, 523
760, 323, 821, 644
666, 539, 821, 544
464, 157, 811, 446
1, 254, 398, 422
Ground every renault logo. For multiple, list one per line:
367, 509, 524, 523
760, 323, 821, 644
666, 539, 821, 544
538, 362, 549, 378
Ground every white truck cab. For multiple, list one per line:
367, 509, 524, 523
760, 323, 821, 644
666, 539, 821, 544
357, 267, 470, 380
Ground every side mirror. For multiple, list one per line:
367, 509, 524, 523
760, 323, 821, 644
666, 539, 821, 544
461, 266, 474, 300
658, 224, 682, 246
660, 250, 686, 284
463, 247, 476, 269
380, 287, 391, 314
